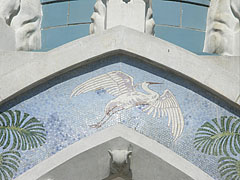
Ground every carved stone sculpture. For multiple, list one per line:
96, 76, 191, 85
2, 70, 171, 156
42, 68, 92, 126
89, 0, 106, 34
203, 0, 240, 56
0, 0, 42, 51
90, 0, 155, 35
0, 17, 16, 50
145, 4, 155, 35
103, 149, 132, 180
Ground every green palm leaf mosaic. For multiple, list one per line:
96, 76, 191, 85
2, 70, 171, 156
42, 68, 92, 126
0, 110, 46, 179
0, 110, 46, 151
218, 156, 240, 180
0, 151, 21, 180
194, 116, 240, 156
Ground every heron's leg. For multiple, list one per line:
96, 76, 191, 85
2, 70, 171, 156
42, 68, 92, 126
89, 106, 124, 128
89, 113, 109, 128
89, 114, 113, 128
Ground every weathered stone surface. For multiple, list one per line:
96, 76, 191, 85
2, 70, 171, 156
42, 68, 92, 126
89, 0, 106, 34
204, 0, 240, 56
0, 18, 15, 50
105, 149, 132, 179
0, 0, 42, 51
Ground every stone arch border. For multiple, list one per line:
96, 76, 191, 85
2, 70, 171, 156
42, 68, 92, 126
15, 124, 214, 180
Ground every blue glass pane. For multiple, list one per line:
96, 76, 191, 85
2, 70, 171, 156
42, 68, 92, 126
42, 2, 68, 28
69, 0, 96, 23
182, 3, 208, 30
152, 0, 181, 26
155, 26, 205, 54
41, 24, 89, 51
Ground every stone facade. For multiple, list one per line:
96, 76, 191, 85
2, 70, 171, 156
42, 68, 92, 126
0, 1, 239, 180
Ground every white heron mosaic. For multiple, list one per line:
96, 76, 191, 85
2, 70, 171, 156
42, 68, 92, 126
71, 71, 184, 141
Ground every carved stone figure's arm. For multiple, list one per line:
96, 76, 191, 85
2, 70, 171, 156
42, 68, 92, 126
11, 0, 42, 51
231, 0, 240, 21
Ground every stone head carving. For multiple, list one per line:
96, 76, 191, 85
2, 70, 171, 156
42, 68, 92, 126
89, 0, 106, 34
203, 0, 240, 56
0, 0, 42, 51
90, 0, 155, 35
145, 3, 155, 35
107, 149, 132, 179
0, 0, 20, 26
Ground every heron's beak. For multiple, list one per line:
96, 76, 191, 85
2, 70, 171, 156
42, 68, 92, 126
148, 82, 163, 85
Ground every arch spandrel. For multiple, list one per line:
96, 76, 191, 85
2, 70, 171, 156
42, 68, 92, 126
0, 53, 239, 180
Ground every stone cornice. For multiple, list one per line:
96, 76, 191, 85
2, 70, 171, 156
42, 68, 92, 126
0, 26, 239, 108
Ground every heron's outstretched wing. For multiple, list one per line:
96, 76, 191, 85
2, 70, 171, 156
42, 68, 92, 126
71, 71, 135, 97
143, 89, 184, 141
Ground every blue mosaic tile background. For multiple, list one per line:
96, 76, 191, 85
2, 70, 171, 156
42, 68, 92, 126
0, 55, 239, 179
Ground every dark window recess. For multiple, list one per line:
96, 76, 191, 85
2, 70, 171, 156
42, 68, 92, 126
163, 0, 209, 7
41, 0, 77, 5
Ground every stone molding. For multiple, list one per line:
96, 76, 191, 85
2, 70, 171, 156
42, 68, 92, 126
14, 124, 214, 180
0, 26, 239, 107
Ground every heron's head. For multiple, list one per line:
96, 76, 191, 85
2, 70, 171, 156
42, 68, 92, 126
145, 82, 163, 86
135, 82, 162, 89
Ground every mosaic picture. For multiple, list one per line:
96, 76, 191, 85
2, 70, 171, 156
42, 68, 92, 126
71, 71, 184, 141
0, 55, 239, 180
0, 111, 46, 180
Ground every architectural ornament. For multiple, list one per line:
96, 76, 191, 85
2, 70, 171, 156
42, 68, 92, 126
103, 149, 132, 179
0, 0, 42, 51
204, 0, 240, 56
90, 0, 155, 35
